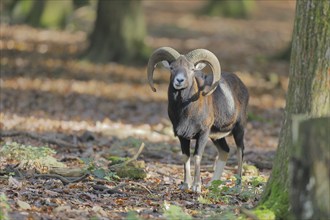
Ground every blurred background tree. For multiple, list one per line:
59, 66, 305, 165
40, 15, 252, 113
83, 0, 149, 64
202, 0, 255, 18
4, 0, 149, 64
11, 0, 72, 29
2, 0, 264, 64
276, 43, 292, 60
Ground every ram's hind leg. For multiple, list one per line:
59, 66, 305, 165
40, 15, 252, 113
233, 124, 245, 185
207, 138, 229, 187
178, 137, 192, 190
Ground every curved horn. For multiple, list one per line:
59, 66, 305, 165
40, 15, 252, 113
147, 47, 180, 92
185, 49, 221, 96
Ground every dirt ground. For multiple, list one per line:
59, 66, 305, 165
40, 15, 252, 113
0, 1, 296, 219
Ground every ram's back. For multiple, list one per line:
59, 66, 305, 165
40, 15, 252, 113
211, 72, 249, 132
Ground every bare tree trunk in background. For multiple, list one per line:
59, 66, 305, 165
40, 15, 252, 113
258, 0, 329, 218
24, 0, 45, 27
11, 0, 72, 29
84, 0, 149, 64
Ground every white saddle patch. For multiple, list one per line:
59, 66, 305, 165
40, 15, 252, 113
219, 81, 235, 114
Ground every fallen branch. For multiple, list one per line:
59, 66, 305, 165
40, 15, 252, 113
0, 131, 76, 148
34, 173, 89, 185
92, 181, 151, 195
110, 142, 145, 168
0, 164, 24, 179
129, 181, 152, 194
50, 167, 86, 177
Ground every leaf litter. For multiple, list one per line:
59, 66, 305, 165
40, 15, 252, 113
0, 1, 295, 219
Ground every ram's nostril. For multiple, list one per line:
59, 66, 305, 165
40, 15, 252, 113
176, 78, 184, 83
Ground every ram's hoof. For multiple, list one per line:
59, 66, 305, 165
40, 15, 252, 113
178, 182, 191, 191
191, 184, 201, 193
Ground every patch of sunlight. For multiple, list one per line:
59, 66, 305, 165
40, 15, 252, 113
0, 24, 86, 44
1, 77, 168, 102
0, 113, 174, 142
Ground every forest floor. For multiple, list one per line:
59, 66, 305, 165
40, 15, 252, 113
0, 1, 295, 219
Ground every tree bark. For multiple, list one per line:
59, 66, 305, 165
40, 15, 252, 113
24, 0, 45, 27
291, 117, 330, 219
84, 0, 148, 64
258, 0, 330, 218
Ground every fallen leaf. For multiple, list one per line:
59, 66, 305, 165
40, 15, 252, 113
17, 200, 31, 210
8, 176, 22, 189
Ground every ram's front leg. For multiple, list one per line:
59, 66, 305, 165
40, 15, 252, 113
179, 137, 192, 190
192, 131, 209, 193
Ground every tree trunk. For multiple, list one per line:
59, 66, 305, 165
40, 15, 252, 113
84, 0, 149, 64
12, 0, 72, 29
258, 0, 330, 219
291, 117, 330, 219
24, 0, 45, 27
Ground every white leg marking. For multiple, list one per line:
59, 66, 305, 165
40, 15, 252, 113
179, 154, 192, 190
181, 154, 189, 164
213, 155, 219, 171
192, 155, 202, 193
207, 153, 228, 187
194, 155, 201, 164
184, 157, 192, 185
211, 160, 226, 181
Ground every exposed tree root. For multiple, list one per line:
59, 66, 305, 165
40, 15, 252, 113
33, 173, 89, 185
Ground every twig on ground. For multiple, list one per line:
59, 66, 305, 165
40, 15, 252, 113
0, 131, 76, 148
129, 181, 152, 194
111, 182, 128, 191
92, 181, 151, 195
110, 142, 145, 168
92, 183, 126, 194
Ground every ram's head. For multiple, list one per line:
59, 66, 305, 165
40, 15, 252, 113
147, 47, 221, 96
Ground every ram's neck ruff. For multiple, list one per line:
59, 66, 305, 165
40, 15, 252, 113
169, 78, 200, 107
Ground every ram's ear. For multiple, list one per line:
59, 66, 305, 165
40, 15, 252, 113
162, 61, 171, 70
195, 62, 207, 70
195, 76, 205, 89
